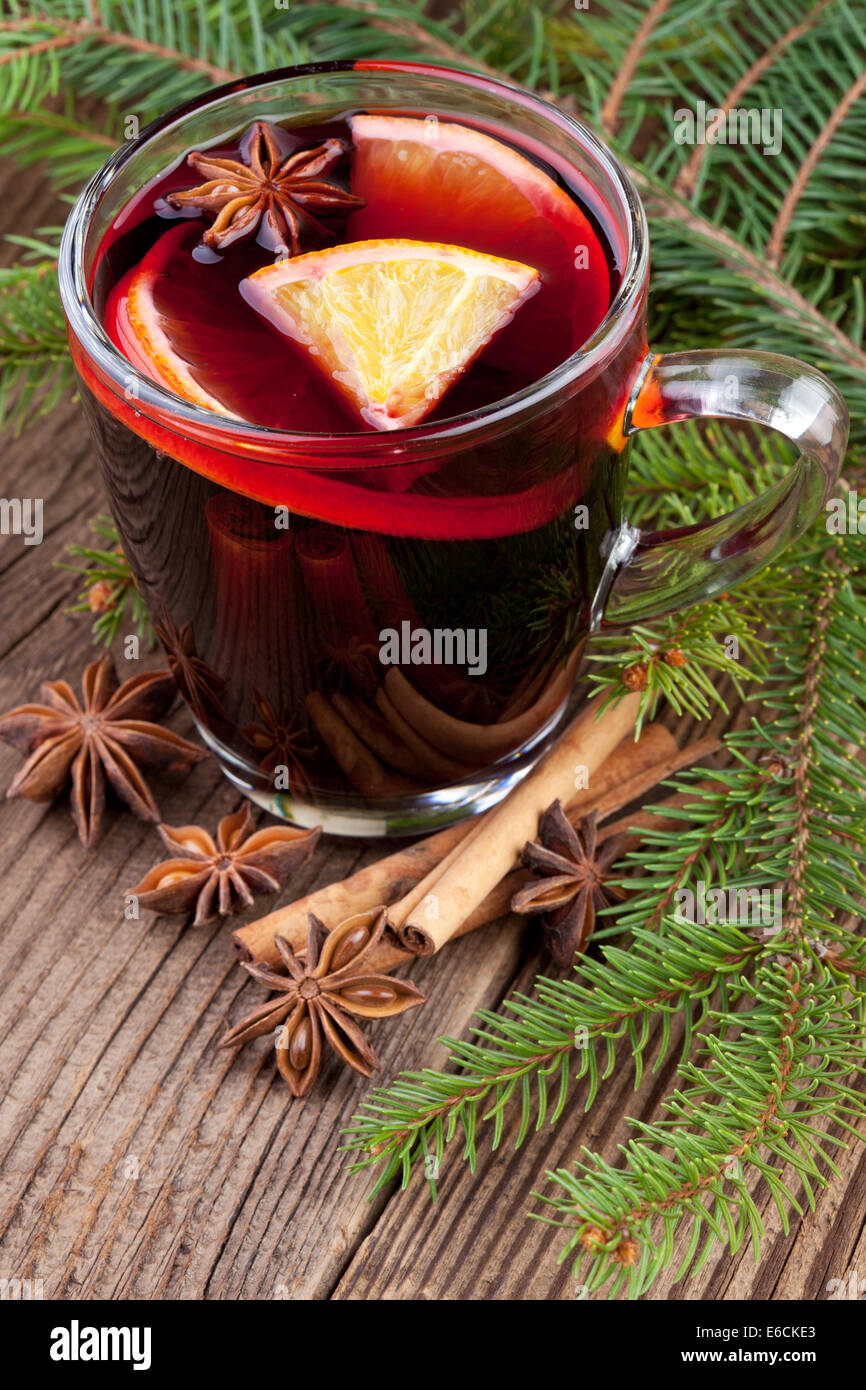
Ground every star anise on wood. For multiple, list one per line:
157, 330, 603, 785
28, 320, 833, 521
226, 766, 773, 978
511, 801, 629, 966
126, 803, 320, 926
167, 121, 365, 258
0, 653, 207, 848
220, 908, 425, 1097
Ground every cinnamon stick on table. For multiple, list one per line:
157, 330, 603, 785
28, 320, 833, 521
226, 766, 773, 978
232, 719, 720, 973
397, 693, 641, 955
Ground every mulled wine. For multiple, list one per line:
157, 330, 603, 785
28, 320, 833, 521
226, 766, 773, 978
60, 65, 850, 833
63, 64, 653, 833
94, 113, 618, 428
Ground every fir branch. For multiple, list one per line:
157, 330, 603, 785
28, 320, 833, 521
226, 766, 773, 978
599, 0, 671, 135
0, 257, 73, 433
346, 915, 765, 1197
541, 960, 865, 1295
585, 593, 767, 733
0, 9, 236, 86
672, 0, 836, 197
634, 169, 866, 383
781, 543, 851, 940
766, 67, 866, 270
334, 0, 489, 70
59, 515, 154, 646
0, 103, 115, 194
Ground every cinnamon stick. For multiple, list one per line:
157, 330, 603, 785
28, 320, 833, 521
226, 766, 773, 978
397, 693, 641, 955
330, 690, 420, 779
232, 728, 722, 975
374, 685, 479, 781
232, 718, 680, 970
305, 691, 415, 798
382, 647, 580, 764
294, 525, 379, 649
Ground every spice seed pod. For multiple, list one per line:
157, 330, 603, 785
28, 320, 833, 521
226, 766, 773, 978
337, 983, 397, 1008
157, 869, 193, 889
330, 925, 370, 971
289, 1016, 313, 1071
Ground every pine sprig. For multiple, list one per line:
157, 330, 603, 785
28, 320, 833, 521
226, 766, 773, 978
0, 257, 73, 433
540, 959, 865, 1298
59, 514, 154, 646
585, 594, 767, 734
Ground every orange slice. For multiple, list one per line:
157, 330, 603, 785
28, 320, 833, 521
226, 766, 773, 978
347, 115, 610, 376
104, 221, 350, 430
107, 222, 232, 415
242, 238, 539, 431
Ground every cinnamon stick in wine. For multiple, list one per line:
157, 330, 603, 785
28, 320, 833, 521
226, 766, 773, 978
382, 647, 580, 764
206, 493, 297, 724
330, 690, 421, 779
374, 686, 481, 781
305, 691, 415, 798
294, 525, 380, 650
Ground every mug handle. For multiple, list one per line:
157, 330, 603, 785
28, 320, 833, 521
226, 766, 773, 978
592, 350, 850, 628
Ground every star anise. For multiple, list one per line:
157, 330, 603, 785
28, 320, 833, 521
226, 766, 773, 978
511, 801, 629, 966
156, 609, 228, 725
241, 689, 316, 799
126, 803, 320, 926
167, 121, 365, 258
320, 634, 381, 697
220, 907, 425, 1097
0, 653, 207, 848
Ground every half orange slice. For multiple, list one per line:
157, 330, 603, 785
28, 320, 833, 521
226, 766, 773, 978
242, 238, 539, 431
347, 115, 611, 376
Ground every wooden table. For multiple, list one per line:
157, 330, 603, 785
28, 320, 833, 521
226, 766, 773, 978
1, 163, 863, 1303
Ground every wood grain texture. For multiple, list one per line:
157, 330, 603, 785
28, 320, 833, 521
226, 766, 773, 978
0, 157, 861, 1303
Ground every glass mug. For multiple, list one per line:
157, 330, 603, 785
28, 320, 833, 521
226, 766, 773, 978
59, 62, 849, 836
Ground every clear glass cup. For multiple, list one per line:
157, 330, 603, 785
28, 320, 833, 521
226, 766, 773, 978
59, 61, 849, 836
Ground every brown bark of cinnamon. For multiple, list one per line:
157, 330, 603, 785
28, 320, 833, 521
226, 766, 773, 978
206, 494, 299, 720
382, 646, 580, 764
294, 525, 379, 648
305, 691, 415, 798
374, 685, 479, 780
330, 690, 420, 779
397, 693, 641, 954
232, 719, 685, 971
232, 755, 722, 976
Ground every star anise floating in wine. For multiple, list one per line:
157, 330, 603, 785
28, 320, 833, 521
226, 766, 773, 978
0, 653, 207, 848
126, 803, 320, 926
511, 801, 629, 966
167, 121, 365, 258
220, 908, 425, 1097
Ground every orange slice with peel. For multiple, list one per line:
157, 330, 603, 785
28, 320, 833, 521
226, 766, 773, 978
104, 221, 350, 430
347, 115, 610, 376
241, 238, 539, 431
107, 222, 232, 415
